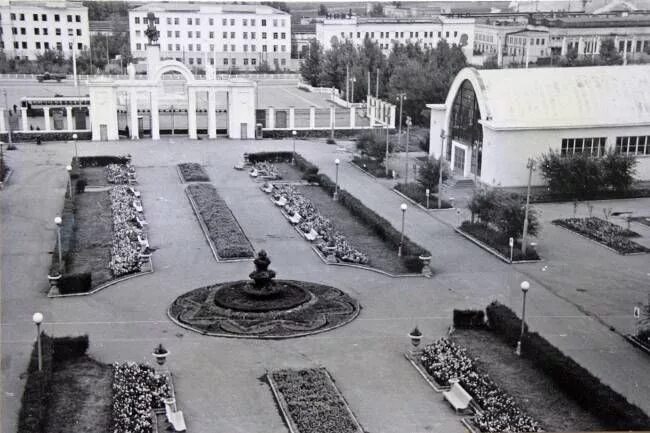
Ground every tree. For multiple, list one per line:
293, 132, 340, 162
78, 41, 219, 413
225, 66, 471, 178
318, 4, 328, 16
299, 40, 324, 86
602, 150, 637, 192
417, 156, 450, 192
599, 38, 623, 65
491, 195, 540, 241
369, 3, 385, 16
262, 2, 290, 13
468, 188, 503, 223
83, 1, 129, 20
319, 37, 358, 93
355, 131, 390, 162
256, 60, 272, 73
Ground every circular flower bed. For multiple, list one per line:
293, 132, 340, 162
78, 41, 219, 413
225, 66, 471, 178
168, 280, 360, 339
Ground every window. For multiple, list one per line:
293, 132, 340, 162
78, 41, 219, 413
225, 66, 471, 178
187, 18, 192, 25
44, 42, 49, 49
210, 44, 214, 51
42, 14, 47, 21
136, 30, 141, 37
10, 13, 15, 20
136, 43, 142, 50
196, 18, 200, 25
616, 136, 650, 155
400, 32, 404, 38
445, 31, 449, 38
56, 42, 62, 50
273, 19, 278, 26
223, 31, 227, 38
281, 45, 286, 52
196, 44, 201, 51
77, 42, 82, 50
56, 28, 61, 36
34, 28, 39, 35
252, 58, 257, 65
197, 58, 201, 65
357, 32, 361, 38
454, 31, 458, 37
282, 19, 286, 26
224, 44, 228, 51
410, 32, 413, 38
230, 19, 235, 25
168, 43, 172, 50
76, 29, 81, 36
273, 32, 278, 39
196, 31, 200, 38
188, 44, 193, 51
175, 31, 180, 37
22, 41, 27, 49
251, 19, 256, 26
224, 58, 229, 65
222, 18, 227, 25
281, 32, 286, 39
450, 79, 483, 175
210, 58, 214, 65
209, 18, 214, 26
262, 19, 267, 26
262, 44, 267, 52
561, 137, 607, 156
12, 27, 17, 34
438, 31, 441, 37
36, 41, 41, 49
273, 45, 277, 52
43, 28, 48, 35
167, 30, 172, 37
281, 58, 286, 65
251, 44, 256, 52
243, 19, 248, 26
251, 32, 256, 39
176, 44, 180, 50
33, 14, 38, 21
167, 17, 172, 25
175, 18, 179, 25
20, 27, 25, 35
230, 31, 235, 38
262, 32, 267, 39
13, 42, 18, 49
76, 15, 80, 22
243, 32, 248, 39
209, 31, 214, 38
20, 13, 24, 20
231, 44, 235, 51
189, 58, 194, 64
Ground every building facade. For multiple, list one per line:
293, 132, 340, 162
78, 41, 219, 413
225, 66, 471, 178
314, 15, 476, 57
428, 65, 650, 187
0, 0, 89, 60
129, 3, 291, 72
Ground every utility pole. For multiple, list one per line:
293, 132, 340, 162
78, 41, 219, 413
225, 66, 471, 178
345, 64, 350, 102
384, 122, 390, 177
376, 68, 379, 98
521, 158, 536, 256
404, 116, 412, 185
438, 130, 445, 209
350, 77, 356, 103
3, 90, 13, 149
68, 29, 78, 87
396, 92, 406, 166
367, 69, 370, 100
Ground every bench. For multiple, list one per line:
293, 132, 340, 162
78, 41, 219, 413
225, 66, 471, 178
135, 215, 148, 227
273, 196, 288, 207
164, 399, 186, 432
128, 186, 141, 198
261, 183, 274, 193
442, 381, 473, 413
287, 212, 302, 225
133, 200, 143, 213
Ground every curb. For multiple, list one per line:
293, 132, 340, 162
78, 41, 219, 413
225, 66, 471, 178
454, 227, 542, 264
392, 187, 455, 213
552, 222, 650, 256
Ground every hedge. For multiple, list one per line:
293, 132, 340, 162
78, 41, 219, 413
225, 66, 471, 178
453, 309, 485, 329
49, 196, 76, 277
74, 155, 131, 168
0, 132, 91, 143
486, 301, 650, 430
262, 129, 385, 139
17, 334, 90, 433
531, 188, 650, 204
57, 272, 92, 294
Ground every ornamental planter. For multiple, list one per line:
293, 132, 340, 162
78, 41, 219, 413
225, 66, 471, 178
152, 344, 169, 366
419, 255, 432, 277
409, 328, 423, 348
47, 273, 62, 287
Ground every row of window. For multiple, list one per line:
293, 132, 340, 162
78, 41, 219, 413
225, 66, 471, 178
476, 33, 494, 43
616, 136, 650, 156
137, 30, 286, 40
9, 12, 82, 22
137, 42, 287, 53
10, 41, 83, 50
134, 15, 286, 27
508, 36, 546, 46
340, 30, 458, 40
560, 136, 650, 157
11, 27, 82, 36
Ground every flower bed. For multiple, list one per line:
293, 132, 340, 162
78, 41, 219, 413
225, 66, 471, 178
552, 217, 649, 254
394, 182, 452, 209
106, 163, 135, 184
269, 368, 362, 433
178, 162, 210, 182
459, 222, 540, 261
112, 362, 171, 433
273, 184, 369, 264
186, 183, 255, 259
351, 156, 389, 178
420, 338, 542, 433
109, 186, 146, 276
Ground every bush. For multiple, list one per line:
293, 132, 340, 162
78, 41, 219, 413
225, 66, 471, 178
0, 131, 91, 143
602, 150, 636, 192
75, 155, 131, 168
355, 131, 389, 163
459, 221, 540, 261
178, 162, 210, 182
453, 309, 485, 328
486, 301, 650, 430
18, 334, 54, 433
75, 178, 87, 193
52, 335, 89, 362
417, 156, 449, 192
326, 138, 336, 144
58, 272, 92, 294
394, 182, 452, 209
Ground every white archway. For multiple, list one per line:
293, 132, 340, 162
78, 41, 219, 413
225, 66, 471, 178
152, 60, 196, 84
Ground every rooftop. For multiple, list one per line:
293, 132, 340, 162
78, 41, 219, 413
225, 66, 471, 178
131, 2, 289, 16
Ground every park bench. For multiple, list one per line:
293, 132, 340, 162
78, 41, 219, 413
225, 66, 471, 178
442, 381, 473, 414
249, 168, 259, 177
304, 228, 319, 241
135, 215, 148, 228
273, 196, 288, 207
128, 186, 141, 198
137, 234, 149, 249
133, 199, 143, 213
164, 400, 186, 432
288, 212, 302, 225
261, 183, 274, 193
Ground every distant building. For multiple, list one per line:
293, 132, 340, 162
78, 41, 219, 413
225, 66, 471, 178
292, 23, 316, 59
428, 65, 650, 187
315, 15, 476, 58
89, 20, 118, 37
0, 0, 89, 60
128, 2, 292, 72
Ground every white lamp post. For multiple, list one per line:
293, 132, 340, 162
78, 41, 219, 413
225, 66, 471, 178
334, 158, 340, 201
522, 158, 536, 256
32, 312, 44, 371
68, 29, 78, 88
54, 216, 63, 272
398, 203, 407, 256
291, 130, 297, 165
515, 280, 530, 356
66, 165, 73, 199
404, 115, 412, 185
72, 133, 78, 158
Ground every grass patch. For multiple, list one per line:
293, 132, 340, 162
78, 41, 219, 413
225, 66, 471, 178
394, 182, 451, 209
81, 167, 108, 186
553, 217, 649, 254
45, 356, 113, 433
178, 162, 210, 182
270, 368, 362, 433
459, 221, 540, 261
453, 329, 605, 432
351, 156, 390, 178
186, 183, 255, 259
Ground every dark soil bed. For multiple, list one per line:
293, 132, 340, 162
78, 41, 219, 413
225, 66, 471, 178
394, 182, 452, 209
178, 162, 210, 182
67, 191, 113, 288
81, 167, 109, 186
297, 185, 411, 274
45, 356, 113, 433
453, 329, 606, 432
459, 222, 540, 261
213, 282, 311, 312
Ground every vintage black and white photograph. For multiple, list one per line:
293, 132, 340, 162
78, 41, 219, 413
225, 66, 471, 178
1, 0, 650, 432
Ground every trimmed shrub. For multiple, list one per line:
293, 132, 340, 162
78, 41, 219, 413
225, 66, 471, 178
75, 155, 131, 168
75, 178, 87, 193
453, 309, 485, 328
178, 162, 210, 182
0, 131, 91, 143
57, 272, 92, 294
17, 334, 55, 433
486, 301, 650, 430
52, 335, 90, 362
247, 151, 320, 182
417, 156, 449, 192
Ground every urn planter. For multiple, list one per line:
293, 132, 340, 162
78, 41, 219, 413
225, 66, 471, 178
152, 344, 169, 366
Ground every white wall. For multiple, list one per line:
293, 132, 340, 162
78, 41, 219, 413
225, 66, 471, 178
228, 86, 256, 139
89, 85, 119, 141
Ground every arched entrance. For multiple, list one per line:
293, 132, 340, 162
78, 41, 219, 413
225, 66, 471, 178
449, 79, 483, 178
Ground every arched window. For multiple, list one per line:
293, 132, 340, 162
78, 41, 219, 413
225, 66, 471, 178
450, 79, 483, 176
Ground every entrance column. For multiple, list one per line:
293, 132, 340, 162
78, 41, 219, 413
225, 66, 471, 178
349, 106, 356, 128
150, 90, 160, 140
268, 107, 275, 129
289, 107, 295, 129
43, 107, 51, 132
0, 109, 6, 133
21, 107, 29, 131
207, 90, 217, 139
129, 89, 139, 139
66, 106, 74, 131
309, 106, 315, 129
187, 88, 197, 139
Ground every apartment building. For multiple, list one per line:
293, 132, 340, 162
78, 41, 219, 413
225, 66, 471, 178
0, 0, 89, 60
129, 3, 291, 71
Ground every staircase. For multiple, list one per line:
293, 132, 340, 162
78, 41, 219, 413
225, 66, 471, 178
440, 177, 476, 207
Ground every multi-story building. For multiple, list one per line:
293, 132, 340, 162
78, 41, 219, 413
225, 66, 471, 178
0, 0, 89, 60
129, 3, 291, 72
314, 15, 476, 58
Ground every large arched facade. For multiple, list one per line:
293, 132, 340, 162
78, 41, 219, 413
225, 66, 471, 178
449, 79, 483, 177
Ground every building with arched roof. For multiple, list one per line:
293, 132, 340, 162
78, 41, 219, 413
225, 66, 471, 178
428, 65, 650, 187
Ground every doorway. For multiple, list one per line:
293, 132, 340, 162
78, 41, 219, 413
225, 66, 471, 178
100, 124, 108, 141
240, 123, 247, 139
453, 146, 465, 174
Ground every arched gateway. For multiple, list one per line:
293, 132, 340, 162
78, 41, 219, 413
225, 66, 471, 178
88, 44, 256, 141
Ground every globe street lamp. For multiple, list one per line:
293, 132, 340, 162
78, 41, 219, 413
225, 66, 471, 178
32, 312, 44, 371
72, 133, 78, 158
334, 158, 340, 201
398, 203, 407, 257
54, 216, 63, 273
291, 130, 297, 165
515, 280, 530, 356
66, 165, 73, 199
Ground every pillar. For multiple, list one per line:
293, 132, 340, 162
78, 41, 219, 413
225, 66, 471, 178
21, 107, 29, 131
366, 96, 372, 117
329, 106, 335, 129
43, 107, 51, 132
66, 106, 74, 131
577, 37, 584, 56
207, 90, 217, 139
389, 105, 396, 129
561, 37, 567, 56
595, 36, 602, 56
268, 107, 275, 129
187, 89, 197, 139
309, 106, 315, 129
150, 91, 160, 140
350, 106, 356, 128
289, 107, 295, 129
0, 109, 5, 133
129, 89, 139, 139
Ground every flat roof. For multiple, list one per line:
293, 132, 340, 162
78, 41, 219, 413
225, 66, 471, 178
131, 2, 289, 16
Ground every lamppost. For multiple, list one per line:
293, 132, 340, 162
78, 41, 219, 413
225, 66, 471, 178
521, 158, 536, 256
515, 280, 530, 356
3, 89, 13, 150
334, 158, 340, 201
438, 130, 446, 210
396, 93, 406, 157
398, 203, 407, 257
54, 216, 63, 273
66, 165, 73, 199
291, 130, 297, 165
72, 133, 78, 158
32, 312, 44, 371
68, 28, 78, 88
384, 122, 390, 177
350, 76, 356, 103
404, 115, 412, 185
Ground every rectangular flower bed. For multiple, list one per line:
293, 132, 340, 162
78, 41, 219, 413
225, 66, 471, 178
552, 217, 649, 254
178, 162, 210, 182
186, 183, 255, 259
268, 368, 363, 433
394, 182, 452, 209
458, 222, 540, 261
351, 156, 390, 178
